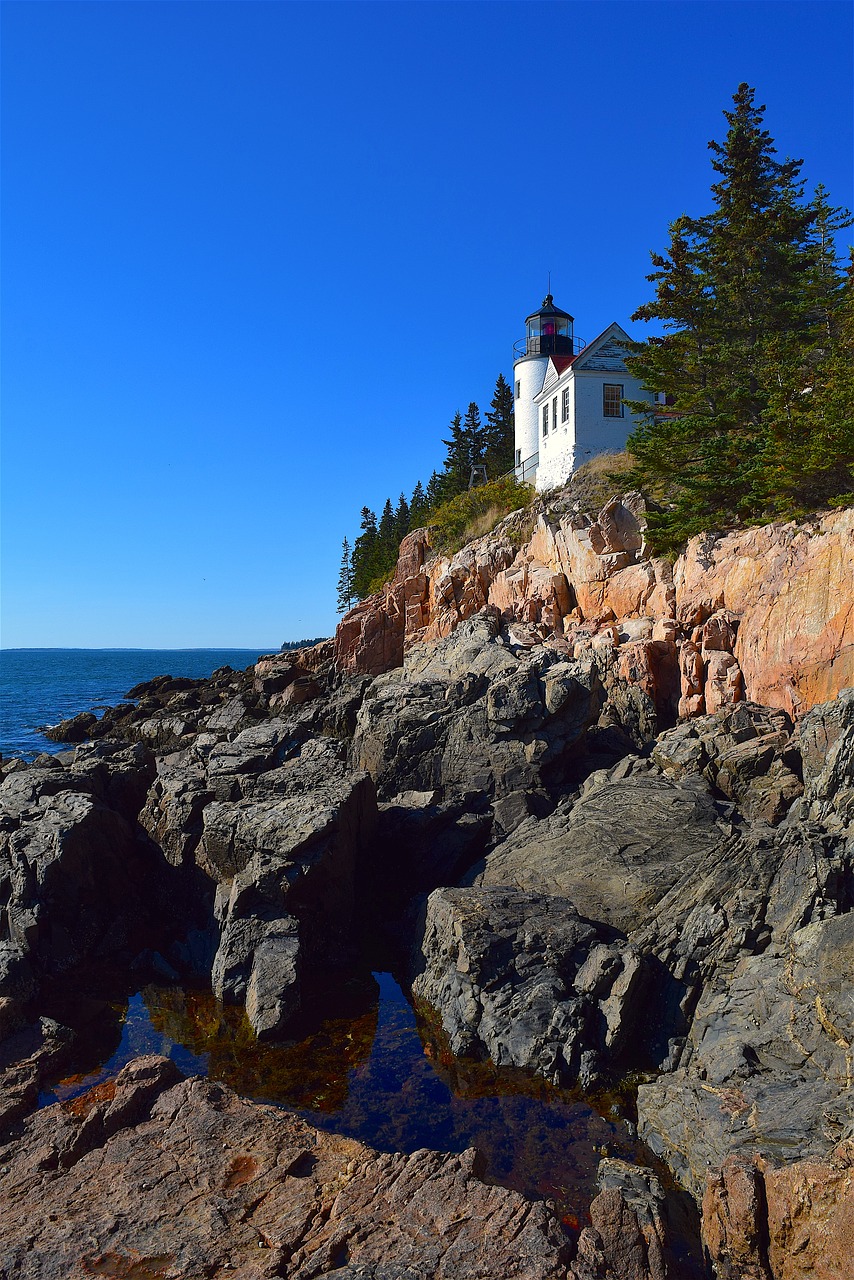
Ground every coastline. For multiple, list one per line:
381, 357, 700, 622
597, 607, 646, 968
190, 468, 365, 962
1, 498, 852, 1278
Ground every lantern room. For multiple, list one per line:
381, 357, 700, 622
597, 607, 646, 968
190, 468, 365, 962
524, 295, 574, 356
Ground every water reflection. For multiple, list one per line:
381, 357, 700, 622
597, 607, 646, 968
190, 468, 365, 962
40, 970, 649, 1226
145, 976, 379, 1112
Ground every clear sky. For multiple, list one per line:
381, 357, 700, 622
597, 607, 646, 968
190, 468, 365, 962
2, 0, 852, 648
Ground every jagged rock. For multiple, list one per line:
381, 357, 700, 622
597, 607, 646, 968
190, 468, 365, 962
139, 756, 213, 866
41, 711, 98, 744
333, 499, 853, 721
675, 509, 854, 716
0, 749, 168, 990
637, 912, 854, 1198
412, 885, 646, 1086
652, 702, 804, 825
352, 613, 604, 832
794, 685, 854, 831
471, 763, 732, 935
335, 528, 435, 675
211, 903, 302, 1039
0, 1016, 73, 1134
202, 760, 378, 1037
702, 1140, 854, 1280
0, 1057, 572, 1279
569, 1160, 678, 1280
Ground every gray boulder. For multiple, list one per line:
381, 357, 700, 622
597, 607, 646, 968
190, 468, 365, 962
637, 911, 854, 1198
652, 701, 803, 825
353, 614, 605, 835
0, 749, 166, 991
412, 885, 646, 1087
471, 761, 733, 935
201, 755, 377, 1038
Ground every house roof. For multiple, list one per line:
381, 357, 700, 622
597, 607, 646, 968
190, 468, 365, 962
533, 322, 634, 402
572, 322, 632, 370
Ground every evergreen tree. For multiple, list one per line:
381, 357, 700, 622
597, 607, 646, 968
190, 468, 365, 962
758, 250, 854, 512
625, 83, 852, 550
336, 537, 355, 614
424, 470, 444, 513
463, 402, 485, 474
351, 506, 378, 599
483, 373, 515, 477
438, 412, 470, 500
410, 480, 429, 527
377, 496, 395, 547
394, 492, 410, 542
375, 497, 397, 577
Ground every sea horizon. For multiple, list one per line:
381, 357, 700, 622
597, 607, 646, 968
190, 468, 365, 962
0, 646, 292, 760
1, 645, 280, 652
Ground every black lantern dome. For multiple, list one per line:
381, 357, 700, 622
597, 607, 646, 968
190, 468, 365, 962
524, 294, 574, 357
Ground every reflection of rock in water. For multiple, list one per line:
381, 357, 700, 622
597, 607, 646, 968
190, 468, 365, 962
142, 975, 379, 1112
413, 994, 644, 1215
35, 990, 130, 1102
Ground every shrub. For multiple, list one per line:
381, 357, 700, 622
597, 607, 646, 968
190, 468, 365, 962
427, 476, 534, 553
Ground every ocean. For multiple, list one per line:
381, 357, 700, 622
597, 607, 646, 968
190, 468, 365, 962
0, 648, 274, 759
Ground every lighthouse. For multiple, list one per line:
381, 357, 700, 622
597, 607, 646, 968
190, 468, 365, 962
512, 295, 575, 481
512, 294, 654, 492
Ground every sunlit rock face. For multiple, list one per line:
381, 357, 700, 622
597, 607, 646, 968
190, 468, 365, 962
0, 1056, 574, 1280
334, 500, 854, 722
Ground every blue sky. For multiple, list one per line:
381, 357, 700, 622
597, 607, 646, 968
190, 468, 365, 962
3, 0, 852, 647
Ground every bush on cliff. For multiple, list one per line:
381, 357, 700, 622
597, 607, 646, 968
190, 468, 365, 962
428, 475, 534, 553
355, 477, 535, 598
624, 84, 853, 555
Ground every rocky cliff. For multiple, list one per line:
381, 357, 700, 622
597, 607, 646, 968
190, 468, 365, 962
335, 498, 853, 722
1, 495, 852, 1280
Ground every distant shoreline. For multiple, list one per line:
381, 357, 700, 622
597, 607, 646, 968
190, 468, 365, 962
1, 646, 282, 653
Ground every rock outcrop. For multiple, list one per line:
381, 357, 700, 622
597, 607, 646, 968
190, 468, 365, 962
413, 885, 646, 1088
0, 1056, 572, 1279
5, 492, 852, 1280
334, 500, 853, 721
0, 742, 165, 1014
702, 1140, 854, 1280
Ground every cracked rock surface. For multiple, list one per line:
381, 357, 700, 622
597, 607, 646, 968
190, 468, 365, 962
0, 1056, 571, 1280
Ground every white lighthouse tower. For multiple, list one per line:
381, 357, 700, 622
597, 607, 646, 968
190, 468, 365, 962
513, 294, 576, 483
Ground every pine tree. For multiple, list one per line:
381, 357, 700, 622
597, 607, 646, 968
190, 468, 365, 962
394, 492, 410, 542
463, 402, 484, 476
336, 537, 354, 614
483, 373, 515, 477
410, 480, 429, 527
424, 470, 444, 512
375, 497, 397, 579
351, 507, 378, 599
758, 249, 854, 512
438, 412, 470, 500
624, 83, 852, 550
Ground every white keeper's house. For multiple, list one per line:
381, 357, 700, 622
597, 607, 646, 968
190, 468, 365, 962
513, 294, 654, 492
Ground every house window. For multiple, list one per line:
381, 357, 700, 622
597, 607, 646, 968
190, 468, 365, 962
561, 387, 570, 423
603, 384, 624, 417
552, 397, 558, 431
515, 380, 521, 399
542, 403, 549, 436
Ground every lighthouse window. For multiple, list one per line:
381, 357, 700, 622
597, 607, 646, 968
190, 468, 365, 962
515, 380, 521, 399
561, 388, 570, 422
604, 384, 624, 417
542, 403, 549, 436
